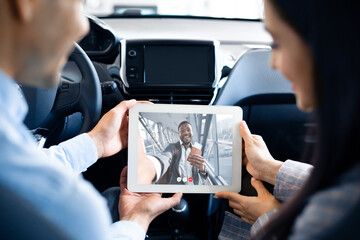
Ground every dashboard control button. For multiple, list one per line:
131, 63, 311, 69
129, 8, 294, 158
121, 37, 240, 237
128, 49, 137, 58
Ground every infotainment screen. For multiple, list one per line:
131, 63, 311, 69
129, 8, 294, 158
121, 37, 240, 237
122, 39, 218, 88
144, 45, 212, 85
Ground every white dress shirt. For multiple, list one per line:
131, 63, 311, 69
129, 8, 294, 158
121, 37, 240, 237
178, 141, 194, 185
0, 69, 145, 240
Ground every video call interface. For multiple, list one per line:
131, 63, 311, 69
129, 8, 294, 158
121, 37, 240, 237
138, 112, 233, 186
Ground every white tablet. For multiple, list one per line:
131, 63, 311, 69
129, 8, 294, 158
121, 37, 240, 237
128, 104, 242, 193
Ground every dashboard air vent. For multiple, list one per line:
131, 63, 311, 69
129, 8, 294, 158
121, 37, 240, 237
126, 89, 214, 105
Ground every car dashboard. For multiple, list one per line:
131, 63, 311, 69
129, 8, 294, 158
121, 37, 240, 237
78, 16, 271, 106
72, 15, 308, 240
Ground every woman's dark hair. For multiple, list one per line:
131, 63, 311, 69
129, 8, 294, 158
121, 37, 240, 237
254, 0, 360, 239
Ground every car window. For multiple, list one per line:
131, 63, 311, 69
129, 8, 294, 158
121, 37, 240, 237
84, 0, 264, 20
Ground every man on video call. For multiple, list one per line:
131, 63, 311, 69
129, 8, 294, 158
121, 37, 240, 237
148, 121, 210, 185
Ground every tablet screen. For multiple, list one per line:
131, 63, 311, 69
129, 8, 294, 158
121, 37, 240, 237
128, 104, 242, 193
138, 112, 233, 186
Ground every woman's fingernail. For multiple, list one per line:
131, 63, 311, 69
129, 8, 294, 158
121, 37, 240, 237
240, 121, 247, 128
213, 195, 219, 199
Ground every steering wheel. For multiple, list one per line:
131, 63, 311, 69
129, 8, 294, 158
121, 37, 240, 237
22, 43, 102, 145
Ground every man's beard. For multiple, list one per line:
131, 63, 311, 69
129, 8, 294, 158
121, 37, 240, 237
181, 137, 192, 146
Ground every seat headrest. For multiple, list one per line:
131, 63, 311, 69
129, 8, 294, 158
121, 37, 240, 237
214, 49, 293, 106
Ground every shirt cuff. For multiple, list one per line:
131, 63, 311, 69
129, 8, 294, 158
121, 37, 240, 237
251, 209, 278, 237
218, 211, 251, 239
274, 160, 313, 202
57, 133, 98, 173
110, 221, 146, 240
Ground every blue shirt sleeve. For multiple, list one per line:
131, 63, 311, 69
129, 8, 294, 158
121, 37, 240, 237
110, 221, 146, 240
41, 133, 98, 174
0, 69, 145, 239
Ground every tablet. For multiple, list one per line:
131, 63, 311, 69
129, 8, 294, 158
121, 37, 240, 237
128, 104, 242, 193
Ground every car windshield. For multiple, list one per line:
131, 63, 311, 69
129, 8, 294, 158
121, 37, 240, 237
84, 0, 264, 20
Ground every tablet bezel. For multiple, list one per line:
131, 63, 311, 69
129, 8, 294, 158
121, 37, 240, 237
128, 104, 242, 193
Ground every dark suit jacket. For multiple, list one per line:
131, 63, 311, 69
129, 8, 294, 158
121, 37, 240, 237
154, 141, 208, 185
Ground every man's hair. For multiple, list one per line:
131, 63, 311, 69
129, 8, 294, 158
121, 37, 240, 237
178, 121, 192, 131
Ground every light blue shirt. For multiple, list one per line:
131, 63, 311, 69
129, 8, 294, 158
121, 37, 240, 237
0, 69, 145, 240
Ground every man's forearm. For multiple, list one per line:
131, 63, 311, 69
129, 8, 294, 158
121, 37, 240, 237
138, 156, 157, 184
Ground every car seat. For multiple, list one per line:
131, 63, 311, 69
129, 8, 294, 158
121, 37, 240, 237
213, 48, 309, 195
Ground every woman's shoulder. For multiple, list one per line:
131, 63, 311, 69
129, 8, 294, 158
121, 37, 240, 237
288, 162, 360, 240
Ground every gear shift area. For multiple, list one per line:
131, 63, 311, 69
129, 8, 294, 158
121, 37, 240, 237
167, 198, 189, 240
